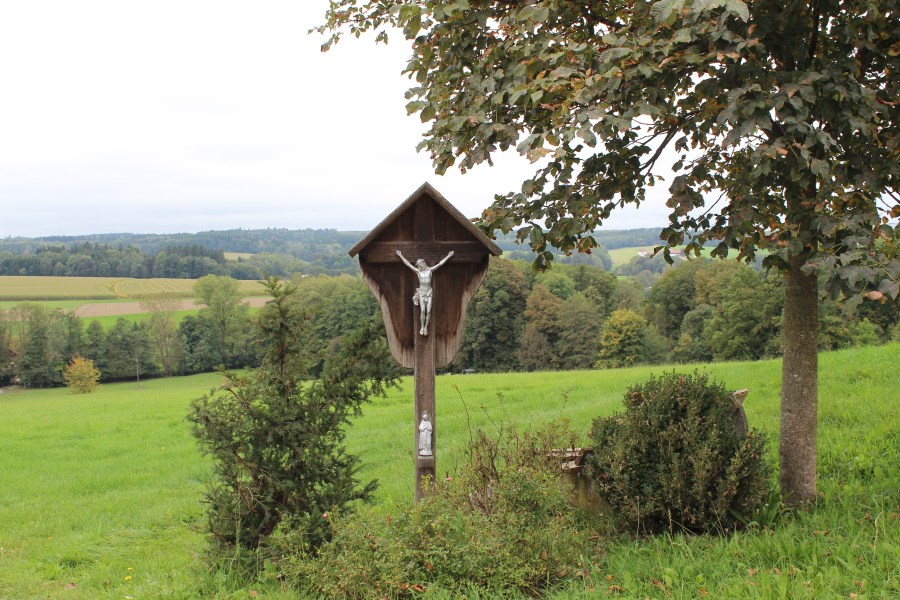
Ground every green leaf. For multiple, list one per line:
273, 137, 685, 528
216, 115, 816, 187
650, 0, 685, 24
551, 67, 576, 79
444, 0, 471, 16
405, 101, 426, 115
598, 47, 632, 64
724, 0, 750, 22
810, 159, 829, 179
420, 105, 436, 122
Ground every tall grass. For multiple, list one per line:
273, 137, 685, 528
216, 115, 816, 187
0, 344, 897, 598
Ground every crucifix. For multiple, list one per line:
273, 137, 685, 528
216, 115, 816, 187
349, 183, 501, 501
396, 249, 454, 336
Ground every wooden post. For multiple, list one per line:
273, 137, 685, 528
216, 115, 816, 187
414, 328, 436, 501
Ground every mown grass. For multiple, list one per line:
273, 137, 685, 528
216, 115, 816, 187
82, 309, 202, 330
0, 276, 263, 301
0, 374, 223, 599
0, 345, 897, 598
84, 307, 262, 330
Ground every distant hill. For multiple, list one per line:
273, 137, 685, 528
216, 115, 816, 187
0, 229, 364, 257
490, 227, 664, 251
0, 227, 667, 279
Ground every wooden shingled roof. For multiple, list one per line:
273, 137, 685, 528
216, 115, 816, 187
348, 182, 501, 258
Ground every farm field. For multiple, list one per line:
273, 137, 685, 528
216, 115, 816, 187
0, 299, 125, 311
606, 245, 656, 267
1, 344, 897, 598
0, 276, 265, 301
606, 245, 717, 268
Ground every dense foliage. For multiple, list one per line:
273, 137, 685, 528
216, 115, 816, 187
321, 0, 899, 504
586, 371, 772, 534
187, 279, 399, 553
290, 422, 593, 597
322, 0, 897, 291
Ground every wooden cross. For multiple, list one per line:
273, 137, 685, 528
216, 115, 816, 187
349, 183, 501, 501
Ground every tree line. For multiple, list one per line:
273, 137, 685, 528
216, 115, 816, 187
459, 257, 897, 373
0, 242, 351, 280
0, 274, 379, 387
0, 228, 676, 281
2, 259, 895, 389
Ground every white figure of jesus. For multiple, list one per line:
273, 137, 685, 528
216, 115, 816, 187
396, 249, 454, 336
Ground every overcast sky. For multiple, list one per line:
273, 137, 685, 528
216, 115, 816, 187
0, 1, 672, 238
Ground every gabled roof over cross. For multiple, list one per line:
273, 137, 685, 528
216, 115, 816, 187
348, 182, 501, 260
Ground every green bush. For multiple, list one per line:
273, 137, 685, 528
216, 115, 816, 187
584, 371, 771, 534
289, 422, 595, 597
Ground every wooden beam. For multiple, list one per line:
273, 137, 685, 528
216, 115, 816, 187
414, 320, 436, 502
360, 241, 487, 264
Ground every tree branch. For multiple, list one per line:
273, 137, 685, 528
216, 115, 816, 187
806, 0, 820, 69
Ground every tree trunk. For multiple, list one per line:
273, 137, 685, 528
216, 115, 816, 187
779, 258, 819, 504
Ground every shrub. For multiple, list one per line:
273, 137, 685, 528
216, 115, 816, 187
584, 371, 771, 534
289, 421, 595, 597
63, 356, 100, 394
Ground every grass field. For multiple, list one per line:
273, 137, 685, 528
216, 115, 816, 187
606, 245, 719, 268
82, 307, 263, 330
606, 246, 657, 268
0, 276, 264, 301
82, 309, 203, 330
1, 344, 897, 598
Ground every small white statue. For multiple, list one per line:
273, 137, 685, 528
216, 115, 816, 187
396, 249, 454, 336
418, 410, 433, 456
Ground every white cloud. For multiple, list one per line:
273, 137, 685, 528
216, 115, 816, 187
0, 1, 671, 238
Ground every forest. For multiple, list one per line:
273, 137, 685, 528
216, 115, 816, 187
2, 256, 895, 389
0, 227, 667, 279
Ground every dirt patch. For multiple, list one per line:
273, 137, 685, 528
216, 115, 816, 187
74, 297, 269, 318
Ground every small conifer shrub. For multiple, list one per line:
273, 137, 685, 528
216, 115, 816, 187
187, 278, 399, 554
585, 371, 771, 534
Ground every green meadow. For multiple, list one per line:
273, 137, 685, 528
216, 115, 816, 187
1, 344, 897, 598
606, 245, 720, 268
82, 309, 203, 330
606, 246, 657, 268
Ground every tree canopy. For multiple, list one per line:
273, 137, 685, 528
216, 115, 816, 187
321, 0, 897, 288
321, 0, 899, 504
